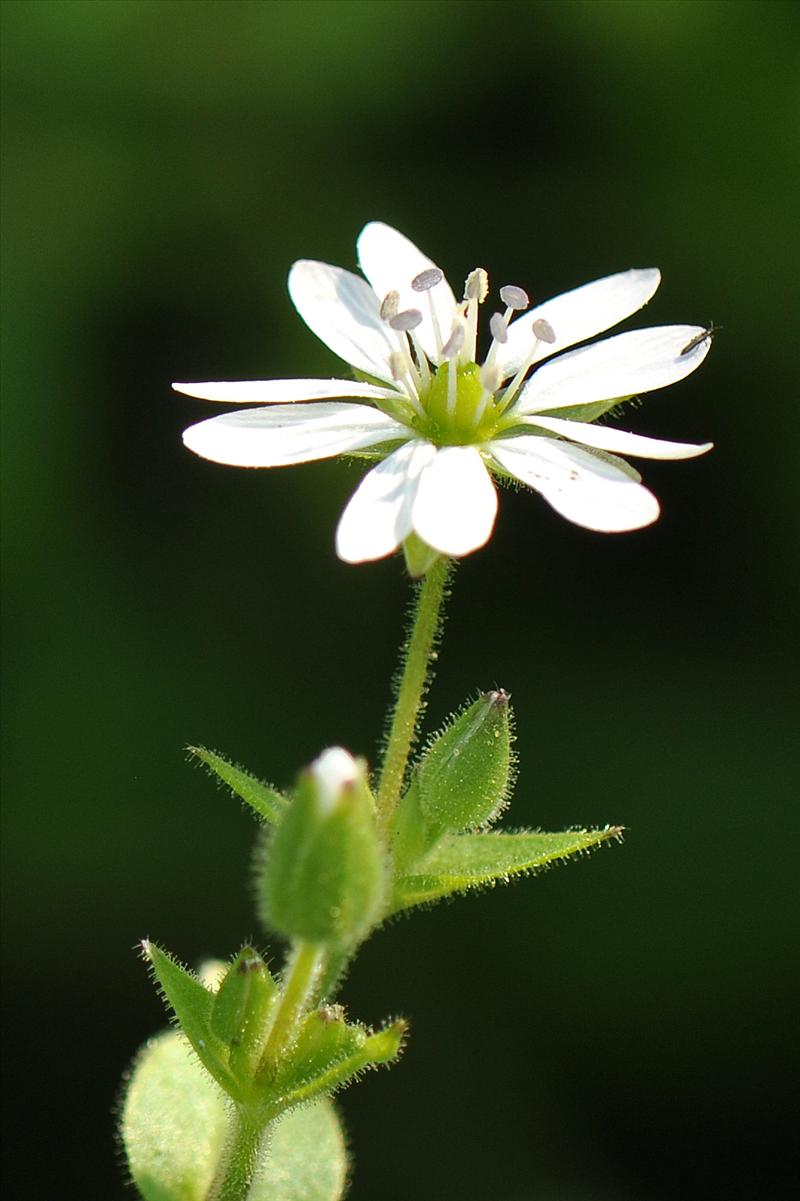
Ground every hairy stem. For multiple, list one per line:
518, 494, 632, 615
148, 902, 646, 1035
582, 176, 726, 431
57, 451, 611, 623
206, 1105, 270, 1201
258, 940, 324, 1077
376, 557, 453, 838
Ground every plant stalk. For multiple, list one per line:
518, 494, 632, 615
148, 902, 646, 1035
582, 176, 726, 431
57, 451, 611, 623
258, 940, 323, 1076
376, 556, 453, 837
206, 1104, 270, 1201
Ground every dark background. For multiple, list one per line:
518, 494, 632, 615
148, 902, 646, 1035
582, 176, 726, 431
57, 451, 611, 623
2, 2, 798, 1198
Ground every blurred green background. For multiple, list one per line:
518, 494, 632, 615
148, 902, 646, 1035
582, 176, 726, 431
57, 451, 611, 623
2, 1, 798, 1198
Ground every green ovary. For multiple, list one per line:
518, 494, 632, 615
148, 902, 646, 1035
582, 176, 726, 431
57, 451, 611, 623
415, 361, 500, 445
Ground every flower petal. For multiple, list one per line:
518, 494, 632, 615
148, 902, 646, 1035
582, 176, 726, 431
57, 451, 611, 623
182, 402, 407, 468
495, 268, 662, 380
356, 222, 458, 366
520, 414, 713, 460
490, 435, 660, 532
288, 260, 397, 381
411, 446, 498, 556
516, 325, 712, 414
336, 440, 436, 563
172, 378, 401, 404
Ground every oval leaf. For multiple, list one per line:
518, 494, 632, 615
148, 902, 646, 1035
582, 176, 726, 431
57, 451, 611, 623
122, 1031, 347, 1201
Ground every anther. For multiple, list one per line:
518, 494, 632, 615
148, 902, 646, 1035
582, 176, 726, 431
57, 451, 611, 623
389, 309, 424, 332
411, 267, 443, 293
500, 285, 530, 311
380, 290, 400, 322
532, 317, 556, 344
464, 268, 489, 303
388, 351, 406, 381
480, 363, 500, 393
489, 312, 508, 344
441, 324, 465, 360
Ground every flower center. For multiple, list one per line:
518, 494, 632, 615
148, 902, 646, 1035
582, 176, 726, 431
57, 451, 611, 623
380, 264, 556, 448
416, 360, 500, 445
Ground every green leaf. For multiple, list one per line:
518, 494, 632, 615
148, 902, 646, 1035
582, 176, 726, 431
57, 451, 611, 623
121, 1030, 347, 1201
143, 940, 240, 1099
390, 827, 623, 913
188, 745, 289, 825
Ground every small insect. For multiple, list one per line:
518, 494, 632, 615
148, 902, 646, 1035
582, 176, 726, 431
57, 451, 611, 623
680, 323, 722, 356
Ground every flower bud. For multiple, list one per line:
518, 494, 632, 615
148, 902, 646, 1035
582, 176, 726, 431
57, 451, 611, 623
416, 691, 513, 836
280, 1005, 366, 1089
260, 748, 384, 947
211, 947, 277, 1079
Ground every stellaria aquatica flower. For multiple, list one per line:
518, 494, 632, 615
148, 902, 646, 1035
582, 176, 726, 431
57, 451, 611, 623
176, 222, 712, 566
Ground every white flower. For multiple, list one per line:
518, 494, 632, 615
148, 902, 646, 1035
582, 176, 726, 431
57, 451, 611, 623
176, 222, 712, 564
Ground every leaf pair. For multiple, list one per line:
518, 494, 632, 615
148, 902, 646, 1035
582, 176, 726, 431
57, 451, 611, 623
143, 941, 405, 1115
189, 728, 622, 924
122, 1031, 347, 1201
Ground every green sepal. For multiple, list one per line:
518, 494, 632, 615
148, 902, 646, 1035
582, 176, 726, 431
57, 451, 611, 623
188, 745, 289, 825
259, 751, 384, 948
403, 532, 441, 578
269, 1019, 407, 1117
273, 1004, 366, 1094
121, 1029, 348, 1201
532, 394, 637, 424
390, 827, 623, 914
142, 940, 241, 1100
211, 947, 278, 1080
414, 690, 513, 840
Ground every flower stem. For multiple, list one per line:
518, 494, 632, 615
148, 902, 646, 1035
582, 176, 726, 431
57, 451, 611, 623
376, 556, 453, 838
258, 940, 323, 1077
206, 1105, 270, 1201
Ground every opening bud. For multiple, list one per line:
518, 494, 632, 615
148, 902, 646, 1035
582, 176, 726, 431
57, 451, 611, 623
259, 749, 384, 948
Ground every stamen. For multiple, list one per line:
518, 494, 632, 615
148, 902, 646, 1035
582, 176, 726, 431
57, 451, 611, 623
460, 269, 487, 363
388, 349, 425, 415
489, 312, 508, 344
380, 290, 400, 322
442, 323, 465, 417
499, 285, 529, 311
385, 307, 423, 397
479, 363, 500, 393
441, 324, 465, 360
388, 352, 405, 381
498, 317, 559, 415
532, 317, 556, 344
411, 267, 443, 293
389, 309, 423, 332
464, 268, 489, 303
407, 329, 432, 389
471, 363, 500, 431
